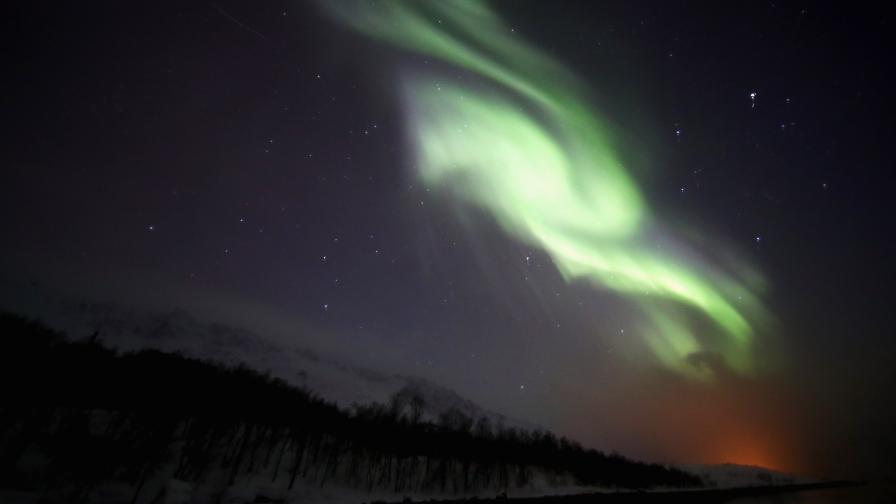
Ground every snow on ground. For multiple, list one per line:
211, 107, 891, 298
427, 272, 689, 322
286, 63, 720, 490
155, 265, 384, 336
1, 465, 610, 504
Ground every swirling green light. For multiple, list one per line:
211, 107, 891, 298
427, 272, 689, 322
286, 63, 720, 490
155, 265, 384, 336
321, 0, 765, 378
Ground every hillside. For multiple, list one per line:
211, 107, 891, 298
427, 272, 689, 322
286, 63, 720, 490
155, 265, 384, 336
0, 312, 701, 503
0, 277, 536, 431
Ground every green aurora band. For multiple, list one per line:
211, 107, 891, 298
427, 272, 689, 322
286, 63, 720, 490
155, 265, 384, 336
321, 0, 766, 379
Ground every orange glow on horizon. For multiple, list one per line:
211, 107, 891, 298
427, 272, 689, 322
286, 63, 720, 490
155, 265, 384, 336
573, 368, 810, 477
711, 440, 783, 471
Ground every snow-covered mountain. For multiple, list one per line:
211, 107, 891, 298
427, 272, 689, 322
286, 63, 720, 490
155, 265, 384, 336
0, 276, 534, 431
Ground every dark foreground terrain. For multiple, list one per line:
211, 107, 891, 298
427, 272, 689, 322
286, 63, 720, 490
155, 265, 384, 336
379, 481, 864, 504
0, 313, 698, 503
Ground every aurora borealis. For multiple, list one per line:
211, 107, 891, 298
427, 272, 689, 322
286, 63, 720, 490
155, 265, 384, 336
323, 0, 764, 379
4, 0, 896, 484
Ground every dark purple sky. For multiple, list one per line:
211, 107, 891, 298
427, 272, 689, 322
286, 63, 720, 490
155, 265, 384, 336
3, 0, 895, 479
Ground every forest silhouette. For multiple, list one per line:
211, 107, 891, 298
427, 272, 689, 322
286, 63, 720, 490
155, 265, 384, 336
0, 312, 701, 502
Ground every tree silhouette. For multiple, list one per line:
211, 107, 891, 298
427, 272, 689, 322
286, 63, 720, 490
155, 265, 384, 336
0, 312, 702, 502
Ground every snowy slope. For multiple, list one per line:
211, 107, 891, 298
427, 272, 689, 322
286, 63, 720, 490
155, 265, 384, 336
0, 276, 534, 430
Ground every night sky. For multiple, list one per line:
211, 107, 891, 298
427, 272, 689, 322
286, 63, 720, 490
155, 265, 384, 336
4, 0, 895, 480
